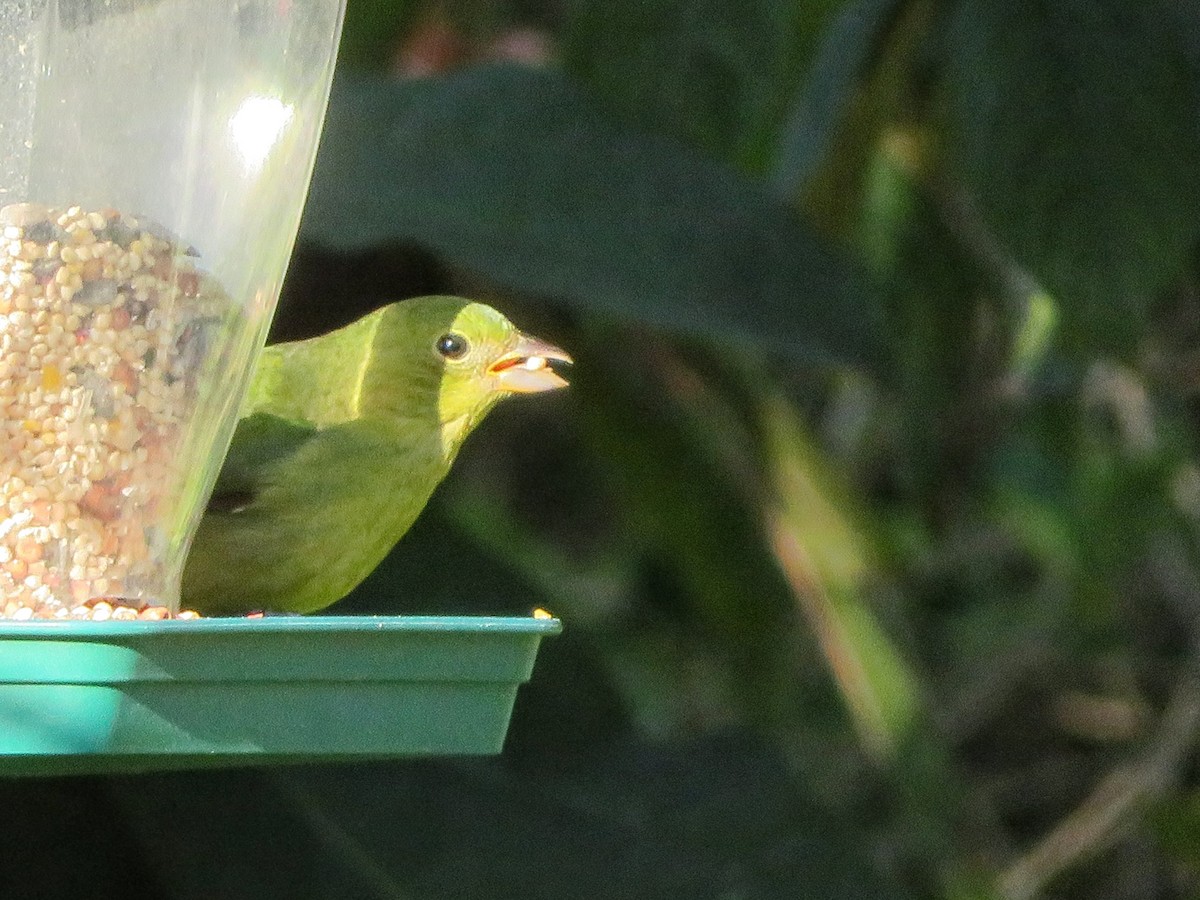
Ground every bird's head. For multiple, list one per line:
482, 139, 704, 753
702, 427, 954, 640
375, 296, 572, 451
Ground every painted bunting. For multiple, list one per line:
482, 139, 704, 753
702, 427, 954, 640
180, 296, 570, 614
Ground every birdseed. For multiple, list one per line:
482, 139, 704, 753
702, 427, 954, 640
0, 203, 233, 619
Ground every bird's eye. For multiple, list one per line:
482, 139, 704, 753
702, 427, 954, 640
435, 332, 469, 360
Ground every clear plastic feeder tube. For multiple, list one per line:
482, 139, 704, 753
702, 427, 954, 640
0, 0, 346, 617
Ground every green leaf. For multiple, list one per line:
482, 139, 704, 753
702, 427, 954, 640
941, 0, 1200, 355
567, 328, 808, 726
1150, 789, 1200, 876
337, 0, 411, 71
301, 64, 879, 370
761, 391, 921, 756
0, 778, 159, 899
771, 0, 909, 197
109, 734, 910, 900
561, 0, 823, 173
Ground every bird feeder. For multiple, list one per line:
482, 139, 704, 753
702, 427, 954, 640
0, 0, 558, 775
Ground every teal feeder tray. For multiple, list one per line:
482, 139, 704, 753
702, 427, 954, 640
0, 614, 561, 776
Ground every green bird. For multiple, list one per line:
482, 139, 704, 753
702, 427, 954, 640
180, 295, 571, 615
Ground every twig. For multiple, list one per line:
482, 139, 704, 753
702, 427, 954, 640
267, 772, 415, 900
997, 673, 1200, 900
936, 574, 1067, 746
930, 177, 1044, 305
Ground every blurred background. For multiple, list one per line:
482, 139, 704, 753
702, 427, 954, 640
6, 0, 1200, 897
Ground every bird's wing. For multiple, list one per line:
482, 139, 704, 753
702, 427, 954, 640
184, 414, 429, 613
206, 411, 320, 514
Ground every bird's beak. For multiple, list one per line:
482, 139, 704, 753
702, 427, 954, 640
489, 333, 573, 393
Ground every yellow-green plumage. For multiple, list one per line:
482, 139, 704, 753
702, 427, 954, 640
180, 296, 569, 615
